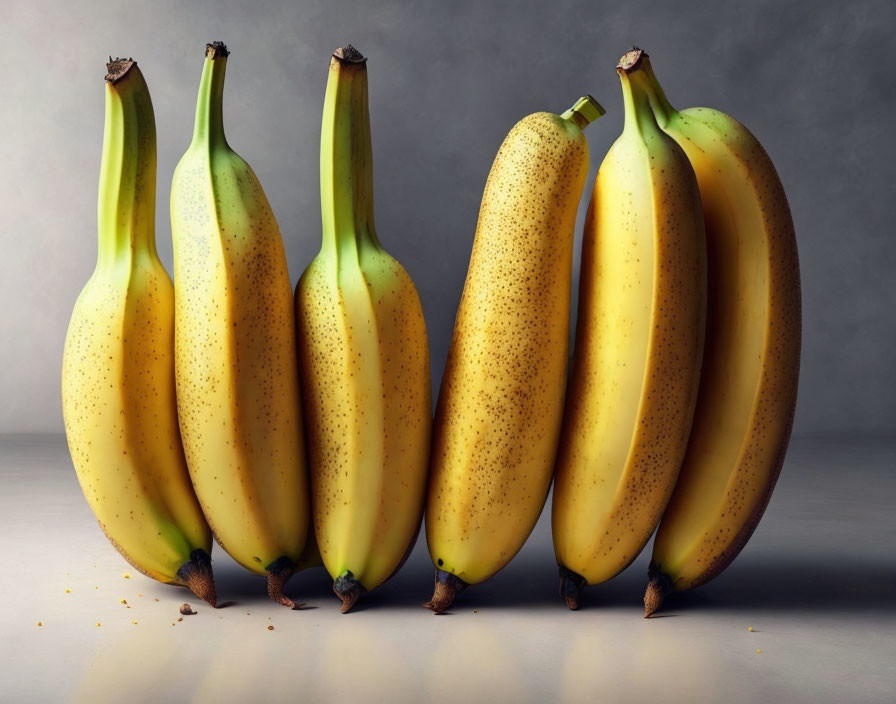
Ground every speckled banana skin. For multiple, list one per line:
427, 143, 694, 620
170, 44, 309, 582
61, 61, 212, 594
295, 48, 431, 611
551, 52, 706, 601
426, 97, 602, 591
636, 50, 801, 609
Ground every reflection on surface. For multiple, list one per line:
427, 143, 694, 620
425, 619, 527, 701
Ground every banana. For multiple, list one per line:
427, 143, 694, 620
632, 49, 801, 616
295, 46, 431, 613
424, 96, 605, 613
551, 50, 706, 610
61, 58, 215, 605
170, 42, 309, 607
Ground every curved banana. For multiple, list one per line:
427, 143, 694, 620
631, 49, 802, 616
425, 96, 605, 613
170, 42, 309, 607
61, 58, 215, 605
551, 50, 706, 610
296, 46, 432, 613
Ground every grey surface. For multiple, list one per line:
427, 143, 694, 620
1, 434, 894, 703
0, 0, 894, 435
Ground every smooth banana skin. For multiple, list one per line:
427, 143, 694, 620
61, 59, 215, 605
632, 49, 802, 616
551, 50, 707, 610
296, 46, 431, 613
171, 43, 310, 607
424, 96, 605, 613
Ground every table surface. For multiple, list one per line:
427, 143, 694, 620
1, 434, 893, 703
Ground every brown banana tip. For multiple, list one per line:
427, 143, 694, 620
266, 556, 300, 609
333, 44, 366, 64
424, 569, 467, 614
105, 58, 136, 84
559, 567, 586, 611
617, 46, 647, 74
333, 572, 364, 614
644, 567, 672, 618
176, 550, 217, 608
206, 41, 229, 59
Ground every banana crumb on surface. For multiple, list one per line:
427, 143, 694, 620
748, 626, 755, 632
177, 617, 183, 622
131, 620, 138, 625
65, 589, 70, 593
179, 603, 196, 615
37, 621, 42, 627
267, 625, 274, 630
120, 599, 127, 605
123, 573, 130, 579
473, 610, 479, 614
95, 622, 101, 627
756, 649, 763, 654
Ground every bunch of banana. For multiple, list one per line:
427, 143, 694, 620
61, 58, 215, 605
295, 46, 432, 613
629, 49, 802, 616
170, 42, 310, 608
424, 96, 605, 613
551, 49, 706, 610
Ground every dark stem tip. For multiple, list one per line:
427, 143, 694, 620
266, 556, 301, 609
617, 46, 647, 74
644, 564, 673, 618
176, 549, 217, 607
206, 41, 230, 60
559, 566, 587, 611
105, 57, 136, 84
333, 45, 366, 64
333, 572, 365, 614
423, 569, 467, 614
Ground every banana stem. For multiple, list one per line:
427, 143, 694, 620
423, 569, 467, 614
176, 549, 217, 607
97, 59, 157, 269
320, 45, 379, 259
616, 47, 677, 128
560, 95, 606, 130
644, 565, 673, 617
190, 42, 229, 148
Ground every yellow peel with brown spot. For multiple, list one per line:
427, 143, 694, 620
551, 56, 706, 590
170, 44, 309, 580
426, 97, 602, 588
61, 60, 213, 592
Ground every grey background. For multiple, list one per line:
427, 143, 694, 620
1, 0, 894, 436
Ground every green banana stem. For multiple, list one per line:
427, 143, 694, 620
320, 45, 379, 259
617, 51, 664, 138
190, 42, 229, 149
97, 59, 157, 269
617, 47, 677, 128
560, 95, 606, 130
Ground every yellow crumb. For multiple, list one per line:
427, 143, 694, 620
66, 572, 70, 576
96, 622, 101, 627
756, 649, 762, 654
120, 599, 127, 605
748, 626, 755, 632
172, 622, 176, 626
65, 589, 71, 594
123, 573, 131, 579
94, 586, 99, 590
154, 598, 159, 602
37, 621, 42, 627
132, 620, 138, 625
267, 625, 274, 631
137, 593, 142, 597
177, 617, 183, 622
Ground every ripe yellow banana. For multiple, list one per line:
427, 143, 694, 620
295, 46, 431, 613
170, 42, 310, 607
551, 49, 706, 610
425, 96, 605, 613
632, 49, 802, 616
61, 59, 215, 605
